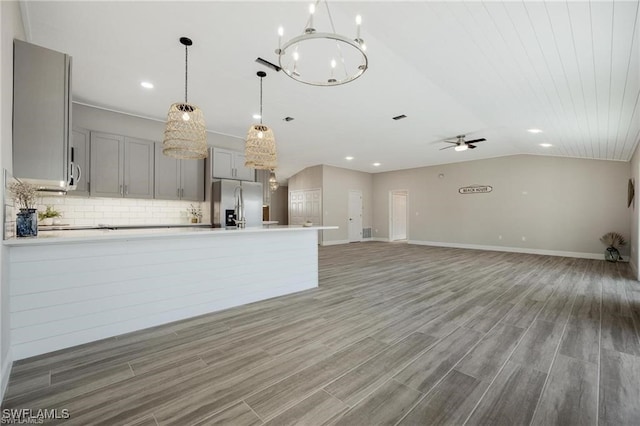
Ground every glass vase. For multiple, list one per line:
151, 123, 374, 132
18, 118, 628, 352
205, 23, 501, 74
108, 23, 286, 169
16, 208, 37, 237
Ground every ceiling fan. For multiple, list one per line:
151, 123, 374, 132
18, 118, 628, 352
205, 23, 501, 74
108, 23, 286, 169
440, 135, 486, 152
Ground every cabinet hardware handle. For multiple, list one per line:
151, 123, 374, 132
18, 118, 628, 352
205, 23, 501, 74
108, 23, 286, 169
120, 184, 123, 195
76, 164, 82, 184
177, 188, 180, 198
124, 184, 128, 195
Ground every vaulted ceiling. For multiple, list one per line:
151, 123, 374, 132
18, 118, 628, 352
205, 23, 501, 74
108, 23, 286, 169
21, 1, 640, 181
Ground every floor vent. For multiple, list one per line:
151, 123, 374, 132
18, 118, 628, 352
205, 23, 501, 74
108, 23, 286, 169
363, 228, 372, 238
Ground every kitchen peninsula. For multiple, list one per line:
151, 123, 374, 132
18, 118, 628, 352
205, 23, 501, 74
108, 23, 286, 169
4, 225, 336, 360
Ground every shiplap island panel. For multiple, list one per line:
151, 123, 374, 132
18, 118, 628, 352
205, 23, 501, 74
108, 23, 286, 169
5, 226, 335, 359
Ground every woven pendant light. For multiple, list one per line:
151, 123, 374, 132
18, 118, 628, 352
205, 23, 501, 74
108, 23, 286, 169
245, 71, 277, 170
163, 37, 207, 160
269, 170, 279, 192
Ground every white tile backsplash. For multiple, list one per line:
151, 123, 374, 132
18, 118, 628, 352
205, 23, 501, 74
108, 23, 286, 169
35, 195, 209, 226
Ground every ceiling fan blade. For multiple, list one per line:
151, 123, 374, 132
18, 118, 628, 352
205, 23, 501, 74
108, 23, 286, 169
465, 138, 486, 144
468, 144, 477, 149
439, 145, 456, 150
442, 140, 458, 144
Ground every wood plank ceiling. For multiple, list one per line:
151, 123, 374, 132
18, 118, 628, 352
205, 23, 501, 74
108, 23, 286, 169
22, 1, 640, 178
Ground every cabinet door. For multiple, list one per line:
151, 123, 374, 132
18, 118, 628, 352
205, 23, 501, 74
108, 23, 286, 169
70, 128, 90, 196
234, 152, 255, 181
154, 143, 180, 200
13, 40, 70, 183
90, 132, 124, 198
124, 137, 154, 199
180, 159, 205, 201
212, 148, 234, 179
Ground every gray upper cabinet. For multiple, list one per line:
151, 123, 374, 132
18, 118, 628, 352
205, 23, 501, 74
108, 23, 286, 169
154, 144, 204, 201
70, 128, 90, 196
90, 132, 123, 198
13, 40, 72, 190
90, 132, 153, 199
124, 137, 154, 199
211, 147, 255, 181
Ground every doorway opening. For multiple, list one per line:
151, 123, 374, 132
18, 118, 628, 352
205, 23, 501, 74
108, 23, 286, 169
390, 190, 408, 241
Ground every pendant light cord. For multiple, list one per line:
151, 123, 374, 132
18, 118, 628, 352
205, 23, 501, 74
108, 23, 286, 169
184, 44, 188, 103
259, 76, 263, 124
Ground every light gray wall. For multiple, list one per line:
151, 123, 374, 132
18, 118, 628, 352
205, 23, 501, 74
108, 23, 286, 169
1, 0, 25, 399
287, 165, 323, 192
270, 185, 288, 225
630, 146, 639, 277
73, 103, 244, 150
373, 155, 631, 256
322, 165, 373, 243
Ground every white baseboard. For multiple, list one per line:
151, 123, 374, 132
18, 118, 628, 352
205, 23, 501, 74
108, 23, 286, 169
321, 240, 350, 246
408, 240, 603, 260
371, 237, 389, 242
1, 349, 13, 401
321, 239, 381, 246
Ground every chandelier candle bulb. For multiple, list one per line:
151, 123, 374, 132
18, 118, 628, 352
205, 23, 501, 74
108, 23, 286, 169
308, 3, 315, 32
356, 15, 361, 39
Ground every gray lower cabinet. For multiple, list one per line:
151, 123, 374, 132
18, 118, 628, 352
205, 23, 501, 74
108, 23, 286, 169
90, 132, 154, 199
154, 143, 204, 201
70, 128, 90, 196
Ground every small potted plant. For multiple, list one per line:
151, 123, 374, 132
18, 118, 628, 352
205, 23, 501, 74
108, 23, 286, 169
600, 232, 626, 262
186, 204, 203, 224
8, 180, 38, 237
38, 206, 61, 226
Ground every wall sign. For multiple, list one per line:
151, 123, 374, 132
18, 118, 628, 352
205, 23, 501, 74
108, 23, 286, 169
459, 185, 493, 194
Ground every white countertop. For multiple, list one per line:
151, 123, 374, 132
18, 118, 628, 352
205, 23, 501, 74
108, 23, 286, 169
3, 225, 338, 246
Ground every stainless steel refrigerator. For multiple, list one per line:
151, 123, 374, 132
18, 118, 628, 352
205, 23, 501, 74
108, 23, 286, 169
211, 180, 263, 227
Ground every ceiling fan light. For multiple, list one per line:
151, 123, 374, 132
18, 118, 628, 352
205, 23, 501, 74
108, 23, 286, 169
454, 144, 468, 152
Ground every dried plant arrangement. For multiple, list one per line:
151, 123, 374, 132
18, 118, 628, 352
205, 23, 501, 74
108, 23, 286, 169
8, 181, 38, 210
600, 232, 626, 248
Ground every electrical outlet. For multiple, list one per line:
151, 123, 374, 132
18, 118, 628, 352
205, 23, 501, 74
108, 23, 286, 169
522, 236, 526, 241
498, 235, 502, 240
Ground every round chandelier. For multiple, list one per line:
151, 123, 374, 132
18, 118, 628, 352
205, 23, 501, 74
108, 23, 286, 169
276, 1, 368, 86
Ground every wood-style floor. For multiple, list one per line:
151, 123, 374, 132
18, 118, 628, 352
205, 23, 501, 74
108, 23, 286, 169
3, 242, 640, 425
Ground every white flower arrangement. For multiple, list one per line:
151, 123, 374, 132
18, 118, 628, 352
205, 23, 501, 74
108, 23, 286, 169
8, 181, 38, 210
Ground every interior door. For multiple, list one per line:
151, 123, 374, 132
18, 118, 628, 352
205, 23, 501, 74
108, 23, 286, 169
348, 190, 363, 242
289, 190, 305, 225
391, 192, 408, 241
304, 189, 322, 225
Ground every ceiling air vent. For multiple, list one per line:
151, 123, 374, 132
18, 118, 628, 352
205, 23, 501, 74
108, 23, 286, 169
392, 114, 407, 120
283, 117, 294, 122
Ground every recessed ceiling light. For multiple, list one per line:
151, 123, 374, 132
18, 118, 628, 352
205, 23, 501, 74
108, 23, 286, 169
345, 156, 354, 160
252, 114, 261, 120
373, 162, 381, 167
140, 81, 154, 89
528, 128, 543, 134
539, 143, 553, 148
